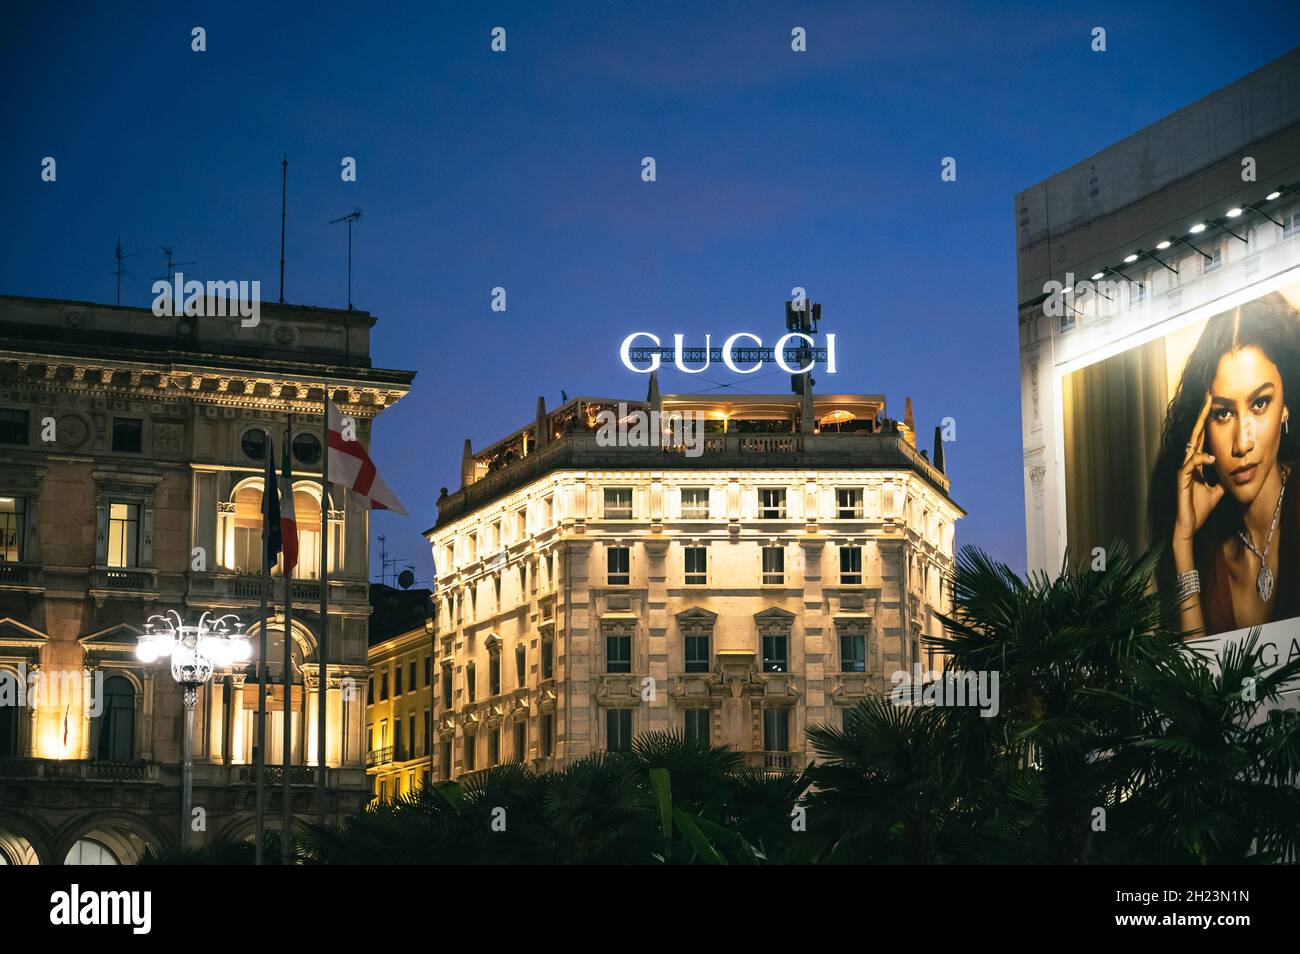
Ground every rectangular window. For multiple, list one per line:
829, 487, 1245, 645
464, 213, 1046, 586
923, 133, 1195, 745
603, 487, 633, 519
395, 665, 403, 697
380, 671, 389, 701
763, 708, 790, 752
409, 661, 417, 693
488, 727, 500, 766
394, 720, 404, 761
423, 655, 432, 687
514, 721, 527, 762
1285, 212, 1299, 239
366, 676, 374, 705
440, 740, 452, 778
464, 732, 476, 771
606, 709, 633, 753
681, 487, 710, 519
408, 714, 416, 760
107, 502, 140, 568
0, 496, 26, 562
423, 709, 431, 757
112, 417, 143, 453
836, 488, 864, 519
466, 663, 476, 703
684, 546, 707, 585
607, 546, 630, 585
683, 709, 710, 745
516, 507, 528, 540
839, 546, 863, 585
543, 496, 554, 526
0, 409, 30, 446
441, 666, 453, 710
762, 633, 788, 673
761, 546, 785, 585
759, 487, 787, 519
489, 655, 501, 696
541, 635, 554, 680
840, 633, 866, 673
684, 632, 709, 673
541, 713, 555, 757
1130, 280, 1145, 306
1204, 245, 1223, 274
515, 644, 526, 687
606, 629, 632, 673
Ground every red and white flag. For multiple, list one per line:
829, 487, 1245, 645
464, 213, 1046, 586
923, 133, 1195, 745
327, 400, 408, 517
279, 437, 299, 574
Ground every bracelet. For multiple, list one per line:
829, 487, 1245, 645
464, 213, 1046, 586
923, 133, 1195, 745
1175, 569, 1200, 603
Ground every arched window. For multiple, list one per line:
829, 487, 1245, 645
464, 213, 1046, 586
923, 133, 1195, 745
0, 670, 19, 757
96, 675, 135, 762
225, 480, 329, 578
64, 838, 119, 865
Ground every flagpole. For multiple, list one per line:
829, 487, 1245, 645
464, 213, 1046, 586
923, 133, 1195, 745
255, 430, 271, 866
317, 391, 330, 825
282, 412, 294, 865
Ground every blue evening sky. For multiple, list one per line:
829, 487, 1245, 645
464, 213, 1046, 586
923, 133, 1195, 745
3, 2, 1298, 582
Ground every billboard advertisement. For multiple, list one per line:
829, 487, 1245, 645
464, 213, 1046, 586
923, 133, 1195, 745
1062, 280, 1300, 666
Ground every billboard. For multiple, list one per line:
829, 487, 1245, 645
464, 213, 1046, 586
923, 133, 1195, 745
1061, 279, 1300, 660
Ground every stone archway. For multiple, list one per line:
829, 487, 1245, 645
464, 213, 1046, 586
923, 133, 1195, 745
0, 812, 53, 865
56, 812, 167, 865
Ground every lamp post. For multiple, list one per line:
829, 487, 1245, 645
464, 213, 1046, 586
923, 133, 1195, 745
136, 610, 249, 852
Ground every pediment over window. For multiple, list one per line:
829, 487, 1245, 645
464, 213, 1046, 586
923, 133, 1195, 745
753, 606, 795, 636
80, 622, 144, 655
484, 631, 503, 652
0, 617, 48, 650
677, 606, 717, 637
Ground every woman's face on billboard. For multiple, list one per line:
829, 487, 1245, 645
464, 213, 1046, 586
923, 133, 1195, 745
1207, 345, 1288, 504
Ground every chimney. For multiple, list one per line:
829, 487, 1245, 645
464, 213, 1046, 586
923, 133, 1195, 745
647, 369, 661, 412
535, 396, 548, 448
933, 425, 945, 473
460, 438, 475, 487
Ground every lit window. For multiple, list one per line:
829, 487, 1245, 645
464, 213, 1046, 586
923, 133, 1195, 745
681, 487, 709, 519
603, 487, 633, 519
836, 488, 863, 519
107, 502, 140, 568
759, 488, 787, 519
0, 496, 26, 562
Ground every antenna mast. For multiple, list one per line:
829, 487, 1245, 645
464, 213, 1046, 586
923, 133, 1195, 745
278, 155, 287, 304
112, 237, 135, 306
329, 208, 363, 310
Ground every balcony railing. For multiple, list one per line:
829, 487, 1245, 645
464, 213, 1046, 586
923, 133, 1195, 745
366, 746, 394, 767
0, 562, 40, 587
90, 566, 158, 595
0, 758, 161, 781
437, 429, 950, 528
744, 751, 805, 773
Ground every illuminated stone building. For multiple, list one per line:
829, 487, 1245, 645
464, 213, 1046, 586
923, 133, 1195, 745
425, 380, 962, 780
0, 294, 413, 864
365, 582, 434, 801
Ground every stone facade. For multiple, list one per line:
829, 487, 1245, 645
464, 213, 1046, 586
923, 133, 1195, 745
422, 392, 961, 784
0, 294, 412, 864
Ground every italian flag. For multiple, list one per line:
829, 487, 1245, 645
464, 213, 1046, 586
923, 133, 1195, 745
278, 436, 299, 575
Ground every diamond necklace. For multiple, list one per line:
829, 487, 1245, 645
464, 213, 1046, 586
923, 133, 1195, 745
1238, 465, 1289, 603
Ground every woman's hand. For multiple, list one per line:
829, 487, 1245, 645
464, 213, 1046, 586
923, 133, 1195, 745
1174, 393, 1224, 548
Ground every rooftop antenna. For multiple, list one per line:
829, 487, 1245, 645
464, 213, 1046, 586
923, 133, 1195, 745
278, 155, 287, 304
376, 533, 387, 585
329, 207, 363, 310
112, 236, 135, 306
155, 245, 195, 282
